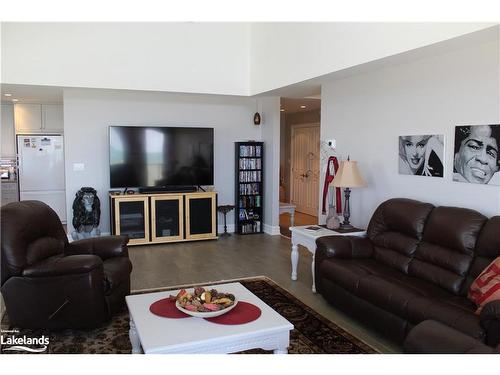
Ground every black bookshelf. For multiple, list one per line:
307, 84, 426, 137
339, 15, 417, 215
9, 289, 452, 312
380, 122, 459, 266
235, 142, 263, 234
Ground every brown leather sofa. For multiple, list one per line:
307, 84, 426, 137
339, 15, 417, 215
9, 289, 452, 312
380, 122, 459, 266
315, 198, 500, 347
1, 200, 133, 330
404, 320, 500, 354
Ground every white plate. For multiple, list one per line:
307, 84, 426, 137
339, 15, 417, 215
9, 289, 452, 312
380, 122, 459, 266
175, 298, 238, 318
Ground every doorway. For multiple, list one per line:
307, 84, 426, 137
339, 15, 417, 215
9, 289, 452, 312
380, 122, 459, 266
290, 123, 320, 216
279, 97, 321, 237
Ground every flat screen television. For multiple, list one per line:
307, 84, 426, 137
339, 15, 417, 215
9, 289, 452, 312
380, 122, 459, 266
109, 126, 214, 189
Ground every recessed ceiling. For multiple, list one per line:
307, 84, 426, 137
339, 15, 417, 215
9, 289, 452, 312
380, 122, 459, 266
280, 97, 321, 114
1, 84, 64, 104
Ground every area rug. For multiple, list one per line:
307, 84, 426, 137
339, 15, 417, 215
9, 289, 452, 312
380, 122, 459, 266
1, 277, 377, 354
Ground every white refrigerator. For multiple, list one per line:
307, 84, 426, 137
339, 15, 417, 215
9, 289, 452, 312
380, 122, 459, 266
17, 135, 66, 223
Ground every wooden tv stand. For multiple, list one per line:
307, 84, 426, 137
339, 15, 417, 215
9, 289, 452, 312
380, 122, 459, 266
109, 191, 217, 246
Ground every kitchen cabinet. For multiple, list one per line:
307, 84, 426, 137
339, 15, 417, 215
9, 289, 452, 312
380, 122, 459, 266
1, 104, 16, 157
14, 104, 42, 133
15, 104, 63, 133
42, 104, 64, 132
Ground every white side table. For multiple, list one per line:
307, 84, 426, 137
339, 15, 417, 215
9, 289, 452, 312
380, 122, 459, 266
279, 202, 296, 227
289, 225, 366, 293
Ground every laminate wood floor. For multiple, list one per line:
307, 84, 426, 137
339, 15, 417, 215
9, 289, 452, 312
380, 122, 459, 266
279, 211, 317, 237
128, 233, 401, 353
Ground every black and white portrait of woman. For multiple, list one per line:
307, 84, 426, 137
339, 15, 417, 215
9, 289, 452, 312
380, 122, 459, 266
399, 134, 444, 177
453, 124, 500, 185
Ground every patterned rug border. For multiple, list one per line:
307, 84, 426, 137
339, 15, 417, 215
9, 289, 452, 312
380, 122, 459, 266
132, 275, 378, 354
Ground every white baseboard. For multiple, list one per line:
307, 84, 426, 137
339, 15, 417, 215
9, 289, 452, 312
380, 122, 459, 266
217, 224, 235, 234
263, 224, 281, 236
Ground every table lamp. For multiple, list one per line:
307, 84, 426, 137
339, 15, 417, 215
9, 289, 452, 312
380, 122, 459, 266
332, 157, 366, 229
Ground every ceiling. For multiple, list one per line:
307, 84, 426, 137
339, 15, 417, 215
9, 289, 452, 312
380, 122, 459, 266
1, 84, 63, 104
280, 97, 321, 114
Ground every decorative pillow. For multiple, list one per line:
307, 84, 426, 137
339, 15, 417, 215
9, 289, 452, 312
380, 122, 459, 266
468, 256, 500, 314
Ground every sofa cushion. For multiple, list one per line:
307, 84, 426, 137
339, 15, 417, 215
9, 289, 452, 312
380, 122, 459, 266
367, 198, 434, 273
319, 257, 484, 339
320, 258, 450, 299
409, 206, 487, 295
405, 296, 483, 340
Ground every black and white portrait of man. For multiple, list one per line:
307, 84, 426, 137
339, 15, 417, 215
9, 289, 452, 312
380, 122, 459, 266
453, 124, 500, 185
399, 134, 444, 177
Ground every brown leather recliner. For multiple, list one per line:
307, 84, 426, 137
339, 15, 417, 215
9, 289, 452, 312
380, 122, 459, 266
315, 198, 500, 347
1, 200, 133, 330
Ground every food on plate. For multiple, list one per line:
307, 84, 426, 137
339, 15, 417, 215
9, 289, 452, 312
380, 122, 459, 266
169, 287, 236, 313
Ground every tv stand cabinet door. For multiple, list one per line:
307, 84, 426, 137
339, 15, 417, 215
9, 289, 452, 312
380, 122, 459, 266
185, 192, 217, 240
114, 196, 150, 245
151, 195, 184, 243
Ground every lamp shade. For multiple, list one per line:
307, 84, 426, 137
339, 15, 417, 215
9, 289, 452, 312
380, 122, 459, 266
332, 160, 366, 188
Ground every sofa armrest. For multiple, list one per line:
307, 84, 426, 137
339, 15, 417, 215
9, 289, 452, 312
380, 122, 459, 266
480, 300, 500, 347
66, 235, 129, 260
404, 320, 494, 354
316, 236, 373, 260
22, 255, 103, 278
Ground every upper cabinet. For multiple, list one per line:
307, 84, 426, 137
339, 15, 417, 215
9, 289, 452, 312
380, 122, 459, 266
14, 104, 42, 133
1, 104, 16, 157
42, 104, 64, 132
14, 104, 63, 133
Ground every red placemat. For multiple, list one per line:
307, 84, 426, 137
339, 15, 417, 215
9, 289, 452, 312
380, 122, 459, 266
149, 298, 190, 319
204, 301, 261, 325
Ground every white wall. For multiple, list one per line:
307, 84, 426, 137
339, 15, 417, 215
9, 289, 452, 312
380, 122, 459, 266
320, 30, 500, 228
63, 89, 263, 234
250, 22, 495, 94
3, 22, 496, 97
2, 23, 250, 96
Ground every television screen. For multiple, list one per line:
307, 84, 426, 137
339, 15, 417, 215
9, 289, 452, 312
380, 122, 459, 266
109, 126, 214, 188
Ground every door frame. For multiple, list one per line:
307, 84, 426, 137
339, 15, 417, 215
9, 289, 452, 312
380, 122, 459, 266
289, 122, 320, 217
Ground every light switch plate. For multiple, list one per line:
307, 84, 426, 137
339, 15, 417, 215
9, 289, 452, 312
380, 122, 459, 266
73, 163, 85, 171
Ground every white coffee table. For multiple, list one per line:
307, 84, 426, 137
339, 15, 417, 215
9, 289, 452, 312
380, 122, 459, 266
289, 225, 367, 293
279, 202, 296, 227
125, 282, 294, 354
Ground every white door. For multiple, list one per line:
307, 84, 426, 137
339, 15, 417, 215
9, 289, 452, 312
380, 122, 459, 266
290, 123, 320, 216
